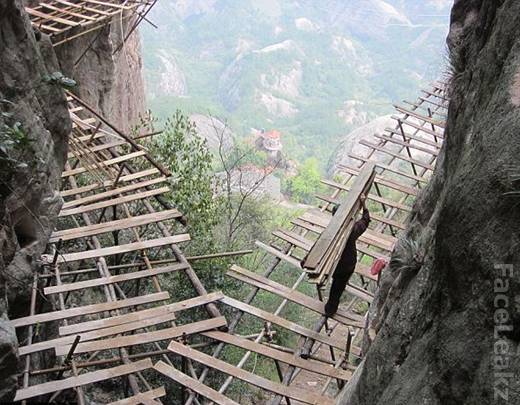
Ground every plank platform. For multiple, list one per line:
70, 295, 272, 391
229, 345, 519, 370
154, 361, 240, 405
10, 292, 170, 328
203, 331, 352, 380
44, 263, 188, 295
220, 296, 345, 351
50, 209, 181, 242
59, 292, 224, 336
14, 359, 153, 401
107, 387, 167, 405
46, 234, 190, 264
227, 265, 364, 327
167, 340, 335, 405
55, 316, 227, 356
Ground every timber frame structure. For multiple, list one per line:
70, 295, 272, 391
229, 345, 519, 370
9, 3, 451, 402
25, 0, 157, 46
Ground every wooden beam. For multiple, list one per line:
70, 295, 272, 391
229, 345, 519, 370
373, 133, 439, 156
220, 296, 345, 351
10, 292, 170, 328
272, 230, 313, 251
348, 153, 429, 184
359, 140, 434, 171
25, 7, 81, 26
55, 316, 227, 356
203, 331, 352, 380
59, 292, 224, 336
60, 186, 169, 218
391, 116, 443, 139
227, 265, 364, 327
53, 0, 112, 16
14, 359, 153, 401
255, 241, 302, 269
19, 307, 179, 356
40, 3, 98, 21
384, 127, 442, 149
394, 105, 446, 128
61, 176, 167, 209
61, 150, 146, 177
303, 163, 375, 270
107, 387, 167, 405
45, 234, 190, 264
167, 340, 335, 405
44, 262, 188, 295
154, 361, 240, 405
51, 209, 181, 242
60, 168, 160, 197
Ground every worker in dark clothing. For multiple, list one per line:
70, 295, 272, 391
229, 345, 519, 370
325, 195, 370, 316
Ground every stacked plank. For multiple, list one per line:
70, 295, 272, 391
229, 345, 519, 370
11, 94, 225, 404
25, 0, 153, 46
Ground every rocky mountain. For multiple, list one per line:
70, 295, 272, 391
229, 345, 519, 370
141, 0, 452, 167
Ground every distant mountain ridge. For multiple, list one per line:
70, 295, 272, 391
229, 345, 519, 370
141, 0, 451, 166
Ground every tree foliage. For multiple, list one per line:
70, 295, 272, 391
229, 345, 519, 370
287, 157, 322, 203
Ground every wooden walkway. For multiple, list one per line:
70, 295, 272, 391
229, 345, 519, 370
10, 82, 448, 404
155, 82, 448, 405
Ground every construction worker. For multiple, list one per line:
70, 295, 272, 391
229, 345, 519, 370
325, 194, 370, 316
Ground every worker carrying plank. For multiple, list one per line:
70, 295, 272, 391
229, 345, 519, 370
325, 194, 370, 316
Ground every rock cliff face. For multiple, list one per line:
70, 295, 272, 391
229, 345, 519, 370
339, 1, 520, 404
55, 13, 146, 132
0, 0, 70, 400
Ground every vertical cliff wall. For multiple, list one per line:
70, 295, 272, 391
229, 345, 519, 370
339, 1, 520, 404
54, 13, 146, 132
0, 0, 70, 400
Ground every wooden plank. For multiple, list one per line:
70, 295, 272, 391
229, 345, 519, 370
10, 292, 169, 328
304, 164, 375, 270
203, 331, 352, 380
220, 296, 345, 351
391, 116, 443, 139
272, 230, 313, 251
353, 262, 378, 281
47, 234, 190, 264
359, 140, 435, 171
14, 359, 152, 402
370, 213, 406, 230
336, 165, 419, 196
316, 191, 412, 214
167, 340, 335, 405
357, 245, 390, 261
394, 105, 446, 128
67, 140, 125, 159
60, 168, 160, 197
300, 210, 329, 228
418, 96, 448, 109
255, 241, 302, 269
384, 127, 442, 149
40, 3, 98, 21
359, 229, 396, 252
291, 218, 323, 235
55, 316, 227, 356
61, 150, 146, 177
44, 262, 188, 295
19, 307, 179, 356
345, 285, 374, 303
348, 153, 429, 184
227, 265, 364, 327
154, 362, 240, 405
83, 0, 132, 10
25, 7, 81, 26
107, 387, 167, 405
60, 292, 224, 336
51, 209, 181, 242
53, 0, 112, 16
60, 186, 169, 217
373, 133, 439, 156
61, 176, 167, 210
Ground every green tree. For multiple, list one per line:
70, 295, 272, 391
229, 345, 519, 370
151, 110, 217, 247
288, 157, 322, 203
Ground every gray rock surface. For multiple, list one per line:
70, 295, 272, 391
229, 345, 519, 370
338, 1, 520, 404
0, 0, 70, 400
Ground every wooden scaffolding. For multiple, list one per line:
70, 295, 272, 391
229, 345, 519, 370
151, 82, 449, 404
9, 82, 449, 404
25, 0, 157, 46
